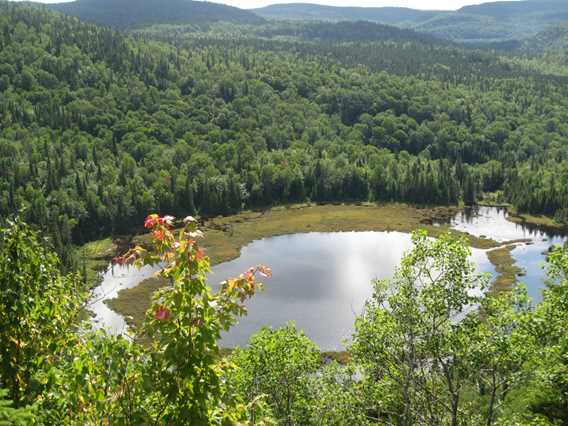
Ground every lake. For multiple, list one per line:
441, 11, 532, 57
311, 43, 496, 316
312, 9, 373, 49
88, 206, 566, 350
449, 206, 566, 302
210, 231, 493, 350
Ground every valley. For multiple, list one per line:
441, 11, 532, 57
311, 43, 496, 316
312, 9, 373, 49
1, 0, 568, 423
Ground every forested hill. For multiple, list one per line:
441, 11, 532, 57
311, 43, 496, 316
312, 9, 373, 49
458, 0, 568, 19
253, 0, 568, 43
47, 0, 264, 29
252, 3, 439, 26
254, 20, 443, 44
521, 23, 568, 53
1, 2, 567, 265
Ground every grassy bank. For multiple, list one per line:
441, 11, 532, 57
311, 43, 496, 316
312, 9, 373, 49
189, 203, 500, 261
486, 245, 525, 293
107, 203, 510, 331
508, 211, 567, 233
134, 203, 498, 260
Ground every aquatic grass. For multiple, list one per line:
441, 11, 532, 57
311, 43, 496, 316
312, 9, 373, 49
486, 245, 525, 292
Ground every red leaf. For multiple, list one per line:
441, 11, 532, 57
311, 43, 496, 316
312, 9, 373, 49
154, 305, 170, 321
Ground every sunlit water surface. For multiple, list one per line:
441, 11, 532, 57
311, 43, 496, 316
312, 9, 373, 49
450, 206, 566, 302
90, 207, 565, 350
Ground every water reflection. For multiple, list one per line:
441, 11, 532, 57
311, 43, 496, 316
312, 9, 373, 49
88, 264, 160, 334
209, 231, 493, 350
89, 206, 565, 350
452, 206, 564, 242
450, 206, 566, 302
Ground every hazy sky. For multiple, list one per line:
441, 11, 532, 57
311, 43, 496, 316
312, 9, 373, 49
11, 0, 521, 10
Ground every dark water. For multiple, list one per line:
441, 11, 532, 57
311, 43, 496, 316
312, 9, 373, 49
91, 207, 565, 350
450, 206, 566, 303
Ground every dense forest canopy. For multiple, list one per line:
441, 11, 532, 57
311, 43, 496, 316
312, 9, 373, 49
0, 2, 567, 267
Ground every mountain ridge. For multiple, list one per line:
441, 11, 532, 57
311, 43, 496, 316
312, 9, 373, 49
253, 3, 440, 25
253, 0, 568, 43
46, 0, 264, 29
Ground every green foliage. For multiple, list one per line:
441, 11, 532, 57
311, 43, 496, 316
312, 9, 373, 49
0, 218, 85, 405
505, 164, 568, 219
111, 215, 271, 424
38, 331, 147, 425
465, 286, 535, 424
514, 243, 568, 424
0, 389, 34, 426
351, 231, 533, 425
227, 323, 321, 425
302, 362, 371, 426
0, 215, 274, 424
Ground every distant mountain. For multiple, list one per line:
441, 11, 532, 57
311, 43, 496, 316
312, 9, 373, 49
253, 0, 568, 43
256, 20, 444, 44
458, 0, 568, 20
48, 0, 264, 29
253, 3, 440, 26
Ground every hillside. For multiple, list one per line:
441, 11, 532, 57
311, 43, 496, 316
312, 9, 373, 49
1, 0, 568, 257
48, 0, 264, 29
499, 22, 568, 75
254, 20, 443, 44
253, 0, 568, 43
458, 0, 568, 20
521, 22, 568, 52
445, 0, 568, 42
154, 20, 535, 81
253, 3, 439, 26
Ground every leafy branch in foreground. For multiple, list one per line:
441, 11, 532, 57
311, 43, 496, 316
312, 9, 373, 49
351, 231, 534, 426
0, 218, 86, 405
113, 214, 272, 423
0, 215, 273, 424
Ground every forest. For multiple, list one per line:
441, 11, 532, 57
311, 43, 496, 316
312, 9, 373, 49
1, 3, 567, 267
1, 1, 568, 424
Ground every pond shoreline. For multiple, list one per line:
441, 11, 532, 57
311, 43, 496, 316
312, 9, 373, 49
96, 203, 525, 332
79, 203, 566, 357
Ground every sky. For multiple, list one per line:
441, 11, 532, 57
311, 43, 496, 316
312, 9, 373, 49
9, 0, 521, 10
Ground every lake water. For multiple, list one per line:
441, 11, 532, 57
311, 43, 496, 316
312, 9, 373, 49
449, 206, 566, 302
89, 206, 566, 350
210, 232, 493, 350
88, 263, 160, 335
